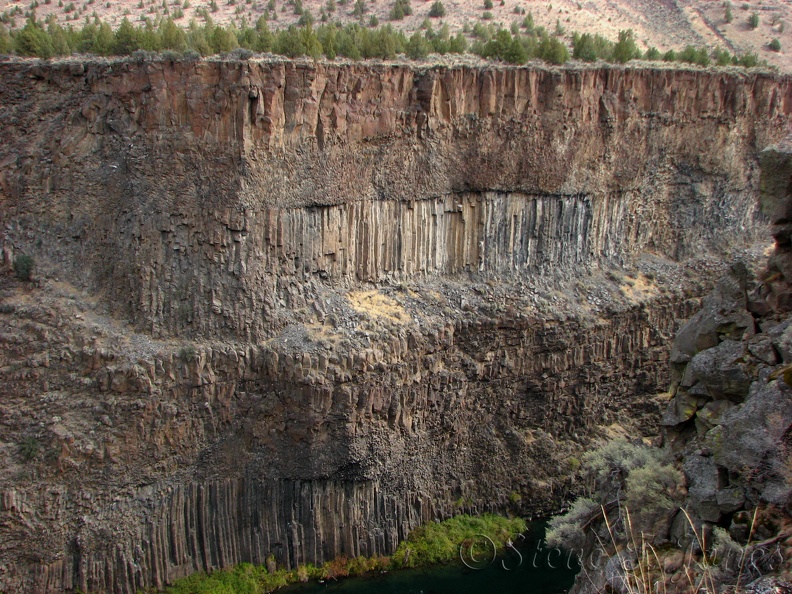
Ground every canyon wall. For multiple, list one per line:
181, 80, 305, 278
0, 58, 790, 592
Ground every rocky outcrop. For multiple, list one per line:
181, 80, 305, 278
1, 60, 789, 340
0, 58, 790, 592
661, 138, 792, 581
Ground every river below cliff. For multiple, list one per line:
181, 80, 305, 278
281, 523, 578, 594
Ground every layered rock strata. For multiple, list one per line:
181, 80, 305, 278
0, 58, 790, 592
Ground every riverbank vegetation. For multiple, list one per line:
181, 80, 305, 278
545, 440, 792, 594
157, 513, 526, 594
0, 12, 768, 69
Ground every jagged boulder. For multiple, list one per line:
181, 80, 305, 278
749, 334, 781, 366
709, 380, 792, 506
671, 270, 754, 364
687, 339, 753, 402
768, 321, 792, 364
683, 454, 723, 522
661, 389, 708, 426
695, 399, 735, 435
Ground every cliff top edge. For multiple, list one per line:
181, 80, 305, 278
0, 53, 788, 79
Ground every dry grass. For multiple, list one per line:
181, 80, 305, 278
620, 273, 659, 305
347, 289, 408, 324
580, 505, 765, 594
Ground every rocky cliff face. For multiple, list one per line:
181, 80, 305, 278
557, 138, 792, 594
661, 137, 792, 543
0, 58, 790, 593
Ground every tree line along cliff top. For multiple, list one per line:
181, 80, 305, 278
0, 0, 790, 69
0, 12, 783, 70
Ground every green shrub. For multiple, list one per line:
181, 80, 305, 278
163, 515, 521, 592
160, 49, 182, 61
165, 562, 277, 593
160, 17, 186, 50
389, 0, 410, 19
4, 9, 772, 70
769, 37, 781, 51
13, 254, 34, 281
537, 34, 569, 64
572, 31, 612, 61
230, 47, 253, 59
406, 30, 430, 58
748, 11, 759, 28
644, 46, 660, 60
0, 24, 11, 54
677, 44, 710, 66
547, 440, 684, 553
624, 462, 682, 521
583, 439, 666, 487
546, 497, 599, 550
612, 28, 638, 63
474, 28, 527, 62
428, 1, 445, 17
16, 19, 54, 57
18, 436, 40, 461
713, 46, 732, 65
739, 51, 758, 67
391, 514, 526, 569
179, 345, 197, 360
297, 10, 313, 25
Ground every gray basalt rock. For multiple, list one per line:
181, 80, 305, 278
671, 272, 754, 364
683, 455, 722, 522
1, 60, 791, 594
710, 380, 792, 506
749, 334, 781, 366
687, 340, 753, 402
661, 388, 708, 427
694, 399, 735, 434
768, 321, 792, 364
716, 486, 745, 513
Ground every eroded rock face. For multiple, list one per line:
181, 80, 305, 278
1, 60, 789, 340
663, 138, 792, 540
0, 59, 790, 593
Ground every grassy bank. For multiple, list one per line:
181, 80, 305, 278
157, 513, 527, 594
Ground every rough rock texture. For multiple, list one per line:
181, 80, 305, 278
0, 58, 790, 593
662, 138, 792, 581
1, 60, 790, 340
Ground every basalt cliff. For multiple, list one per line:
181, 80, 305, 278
0, 58, 790, 593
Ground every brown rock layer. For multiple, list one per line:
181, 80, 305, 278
0, 61, 789, 340
0, 59, 790, 592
